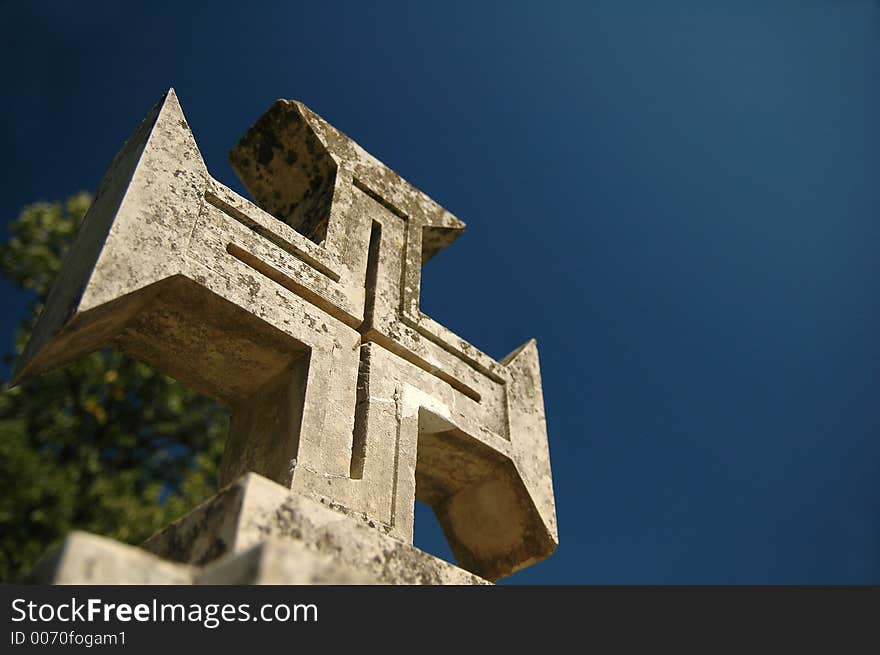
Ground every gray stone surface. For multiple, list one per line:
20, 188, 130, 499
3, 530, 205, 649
145, 473, 488, 585
25, 532, 194, 585
197, 540, 373, 584
13, 89, 558, 581
25, 475, 488, 585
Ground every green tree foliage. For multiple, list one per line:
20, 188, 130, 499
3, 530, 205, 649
0, 193, 229, 581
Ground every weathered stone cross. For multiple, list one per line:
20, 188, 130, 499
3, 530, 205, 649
13, 90, 557, 580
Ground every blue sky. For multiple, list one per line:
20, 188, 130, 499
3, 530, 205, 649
1, 1, 879, 583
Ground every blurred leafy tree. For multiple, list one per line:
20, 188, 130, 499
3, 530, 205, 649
0, 193, 229, 581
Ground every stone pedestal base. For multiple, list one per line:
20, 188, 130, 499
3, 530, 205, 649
25, 473, 488, 585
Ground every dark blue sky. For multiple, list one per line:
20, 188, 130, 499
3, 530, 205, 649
1, 1, 879, 583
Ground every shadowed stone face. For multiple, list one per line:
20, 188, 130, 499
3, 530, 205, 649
12, 89, 558, 581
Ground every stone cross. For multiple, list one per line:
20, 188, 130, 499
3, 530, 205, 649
13, 89, 557, 580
